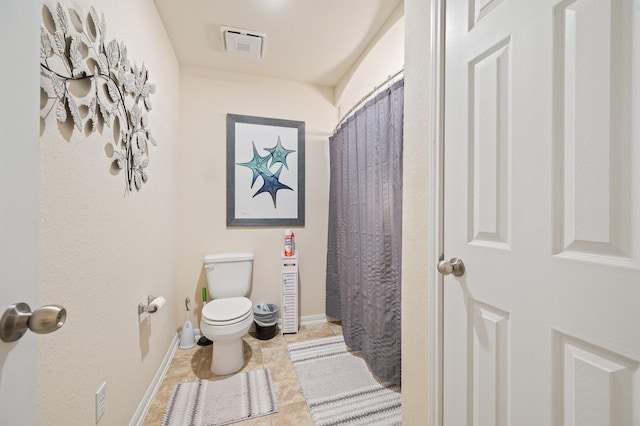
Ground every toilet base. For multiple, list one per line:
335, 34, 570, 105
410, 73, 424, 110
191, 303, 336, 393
210, 337, 245, 375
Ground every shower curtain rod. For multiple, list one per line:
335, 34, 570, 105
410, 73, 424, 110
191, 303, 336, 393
333, 67, 405, 134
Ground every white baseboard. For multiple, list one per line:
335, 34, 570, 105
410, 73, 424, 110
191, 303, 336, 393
299, 313, 331, 325
129, 333, 179, 426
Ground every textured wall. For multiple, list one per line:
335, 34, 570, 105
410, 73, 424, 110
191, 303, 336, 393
35, 0, 406, 422
177, 67, 336, 327
38, 0, 180, 423
402, 0, 433, 423
334, 2, 405, 115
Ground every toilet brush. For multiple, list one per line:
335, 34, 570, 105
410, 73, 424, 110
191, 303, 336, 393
197, 288, 213, 346
179, 297, 196, 349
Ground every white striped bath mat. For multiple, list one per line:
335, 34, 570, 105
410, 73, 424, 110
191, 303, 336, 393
288, 335, 401, 426
161, 369, 278, 426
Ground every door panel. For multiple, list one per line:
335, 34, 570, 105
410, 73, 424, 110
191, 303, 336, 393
443, 0, 640, 424
471, 301, 510, 426
553, 332, 640, 425
552, 0, 638, 264
469, 37, 511, 248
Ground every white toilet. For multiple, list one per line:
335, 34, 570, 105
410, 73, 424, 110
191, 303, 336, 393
200, 252, 254, 375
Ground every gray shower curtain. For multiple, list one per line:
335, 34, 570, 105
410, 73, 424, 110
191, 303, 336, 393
326, 79, 403, 385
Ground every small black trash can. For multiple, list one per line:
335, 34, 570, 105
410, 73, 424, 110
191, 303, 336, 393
255, 323, 278, 340
253, 303, 279, 340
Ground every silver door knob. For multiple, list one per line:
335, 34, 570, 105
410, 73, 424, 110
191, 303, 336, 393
0, 303, 66, 342
437, 258, 465, 277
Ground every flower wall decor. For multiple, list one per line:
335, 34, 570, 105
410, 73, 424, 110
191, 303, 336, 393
40, 2, 157, 191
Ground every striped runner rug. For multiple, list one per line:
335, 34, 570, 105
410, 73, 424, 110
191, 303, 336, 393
288, 335, 401, 426
161, 369, 278, 426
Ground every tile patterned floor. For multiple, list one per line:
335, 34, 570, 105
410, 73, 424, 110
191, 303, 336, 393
143, 321, 343, 426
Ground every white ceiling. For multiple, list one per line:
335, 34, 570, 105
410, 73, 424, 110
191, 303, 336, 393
153, 0, 403, 88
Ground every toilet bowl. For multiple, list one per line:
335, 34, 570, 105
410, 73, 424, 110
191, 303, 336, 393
201, 297, 253, 375
200, 252, 255, 375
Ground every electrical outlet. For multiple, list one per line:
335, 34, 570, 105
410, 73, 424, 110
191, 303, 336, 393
95, 382, 106, 423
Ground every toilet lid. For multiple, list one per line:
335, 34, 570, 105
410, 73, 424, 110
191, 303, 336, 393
202, 297, 252, 322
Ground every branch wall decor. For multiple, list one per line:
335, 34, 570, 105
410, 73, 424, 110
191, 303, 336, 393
40, 2, 157, 192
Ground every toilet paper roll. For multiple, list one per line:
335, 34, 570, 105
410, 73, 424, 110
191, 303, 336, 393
150, 296, 166, 312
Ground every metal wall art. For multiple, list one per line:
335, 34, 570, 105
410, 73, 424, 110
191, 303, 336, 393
40, 2, 157, 191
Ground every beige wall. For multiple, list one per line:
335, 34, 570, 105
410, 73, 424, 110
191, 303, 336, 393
402, 0, 433, 423
177, 67, 336, 326
36, 0, 419, 422
334, 2, 405, 114
38, 0, 180, 424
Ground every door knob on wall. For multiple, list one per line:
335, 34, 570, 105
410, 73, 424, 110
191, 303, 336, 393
0, 302, 67, 342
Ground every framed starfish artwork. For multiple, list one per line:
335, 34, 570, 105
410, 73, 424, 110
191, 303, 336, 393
226, 114, 305, 227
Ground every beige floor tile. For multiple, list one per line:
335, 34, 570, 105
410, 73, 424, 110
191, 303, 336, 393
143, 322, 344, 425
264, 359, 297, 381
269, 401, 314, 426
142, 403, 165, 426
239, 339, 264, 372
283, 325, 313, 344
162, 367, 199, 385
261, 345, 290, 365
258, 332, 287, 349
305, 322, 337, 340
326, 320, 343, 336
264, 362, 305, 406
272, 376, 306, 406
166, 350, 196, 372
232, 415, 273, 426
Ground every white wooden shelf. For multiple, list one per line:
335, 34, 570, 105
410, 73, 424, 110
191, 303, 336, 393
281, 250, 298, 334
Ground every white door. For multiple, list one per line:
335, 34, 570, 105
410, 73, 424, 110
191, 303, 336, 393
442, 0, 640, 424
0, 1, 40, 423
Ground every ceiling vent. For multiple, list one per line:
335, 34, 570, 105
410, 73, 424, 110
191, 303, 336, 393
220, 26, 266, 60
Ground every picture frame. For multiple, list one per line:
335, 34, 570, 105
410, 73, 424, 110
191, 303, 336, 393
226, 114, 305, 227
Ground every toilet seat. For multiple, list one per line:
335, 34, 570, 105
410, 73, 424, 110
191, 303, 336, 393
202, 297, 252, 326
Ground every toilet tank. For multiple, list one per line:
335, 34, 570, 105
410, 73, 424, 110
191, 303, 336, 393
203, 252, 254, 299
